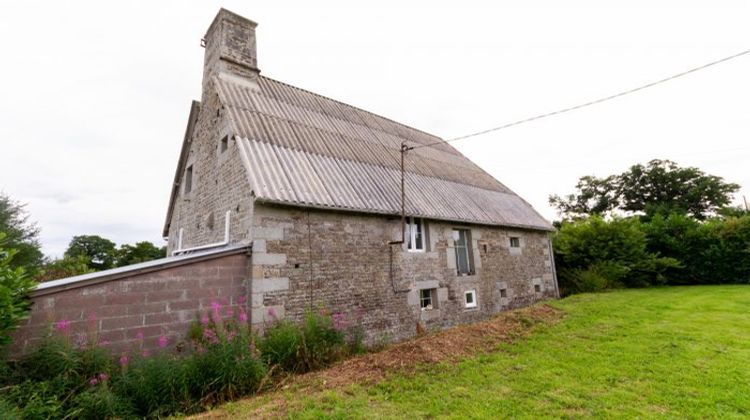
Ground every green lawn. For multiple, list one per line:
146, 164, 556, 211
220, 286, 750, 418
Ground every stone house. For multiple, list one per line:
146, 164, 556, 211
162, 9, 558, 342
12, 9, 557, 354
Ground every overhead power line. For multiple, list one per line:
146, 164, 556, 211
411, 48, 750, 150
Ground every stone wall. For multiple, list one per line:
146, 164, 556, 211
10, 249, 250, 356
165, 82, 254, 254
249, 203, 556, 344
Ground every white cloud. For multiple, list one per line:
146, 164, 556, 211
1, 1, 748, 257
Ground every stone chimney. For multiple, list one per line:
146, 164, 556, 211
202, 9, 260, 93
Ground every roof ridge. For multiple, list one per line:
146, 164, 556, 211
258, 75, 445, 144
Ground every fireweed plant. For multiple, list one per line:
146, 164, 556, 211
0, 297, 365, 418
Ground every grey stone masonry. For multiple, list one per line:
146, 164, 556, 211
248, 203, 557, 344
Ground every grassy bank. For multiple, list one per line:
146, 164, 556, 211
208, 286, 750, 418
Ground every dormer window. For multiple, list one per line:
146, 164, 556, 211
406, 217, 425, 252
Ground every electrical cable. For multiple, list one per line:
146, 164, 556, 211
411, 48, 750, 150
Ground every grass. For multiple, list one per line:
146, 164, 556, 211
209, 286, 750, 418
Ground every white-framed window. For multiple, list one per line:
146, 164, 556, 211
406, 217, 425, 252
184, 165, 193, 195
464, 289, 477, 308
420, 288, 436, 310
509, 236, 521, 248
453, 229, 474, 275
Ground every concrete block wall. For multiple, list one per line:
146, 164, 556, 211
10, 251, 250, 356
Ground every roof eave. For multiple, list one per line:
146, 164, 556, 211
254, 197, 554, 232
163, 101, 202, 238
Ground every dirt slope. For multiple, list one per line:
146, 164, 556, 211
196, 304, 564, 419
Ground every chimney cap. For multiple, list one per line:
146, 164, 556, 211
205, 8, 258, 39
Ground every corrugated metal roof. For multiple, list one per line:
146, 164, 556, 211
218, 76, 553, 231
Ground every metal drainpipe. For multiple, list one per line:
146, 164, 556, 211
389, 142, 412, 294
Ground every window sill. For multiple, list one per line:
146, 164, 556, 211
407, 249, 426, 253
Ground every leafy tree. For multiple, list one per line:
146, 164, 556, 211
117, 242, 166, 267
553, 216, 679, 295
0, 193, 44, 274
0, 233, 36, 347
64, 235, 117, 271
550, 159, 740, 220
34, 255, 94, 283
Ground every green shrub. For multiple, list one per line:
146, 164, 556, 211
69, 385, 135, 420
0, 235, 36, 348
115, 353, 193, 417
259, 310, 349, 373
554, 216, 679, 295
566, 262, 627, 293
0, 397, 20, 420
186, 336, 266, 403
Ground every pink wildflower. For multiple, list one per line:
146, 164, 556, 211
267, 307, 277, 319
203, 328, 219, 344
54, 319, 71, 332
332, 312, 346, 331
238, 311, 248, 323
119, 354, 130, 367
226, 331, 238, 341
158, 334, 168, 348
87, 312, 97, 322
89, 377, 99, 386
237, 295, 247, 305
135, 331, 144, 340
225, 307, 234, 318
201, 313, 210, 326
211, 301, 222, 322
98, 373, 109, 382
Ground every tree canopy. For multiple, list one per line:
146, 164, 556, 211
549, 159, 740, 220
0, 193, 44, 274
117, 241, 166, 267
64, 235, 118, 271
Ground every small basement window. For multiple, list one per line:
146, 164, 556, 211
184, 165, 193, 194
509, 237, 521, 248
407, 217, 425, 251
453, 229, 474, 276
420, 288, 436, 310
464, 290, 477, 308
534, 284, 542, 293
219, 135, 229, 153
500, 288, 508, 298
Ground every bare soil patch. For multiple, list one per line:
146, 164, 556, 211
194, 304, 564, 419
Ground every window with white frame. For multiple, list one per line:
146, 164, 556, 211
509, 236, 521, 248
420, 288, 436, 310
464, 289, 477, 308
406, 217, 425, 251
453, 229, 474, 275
